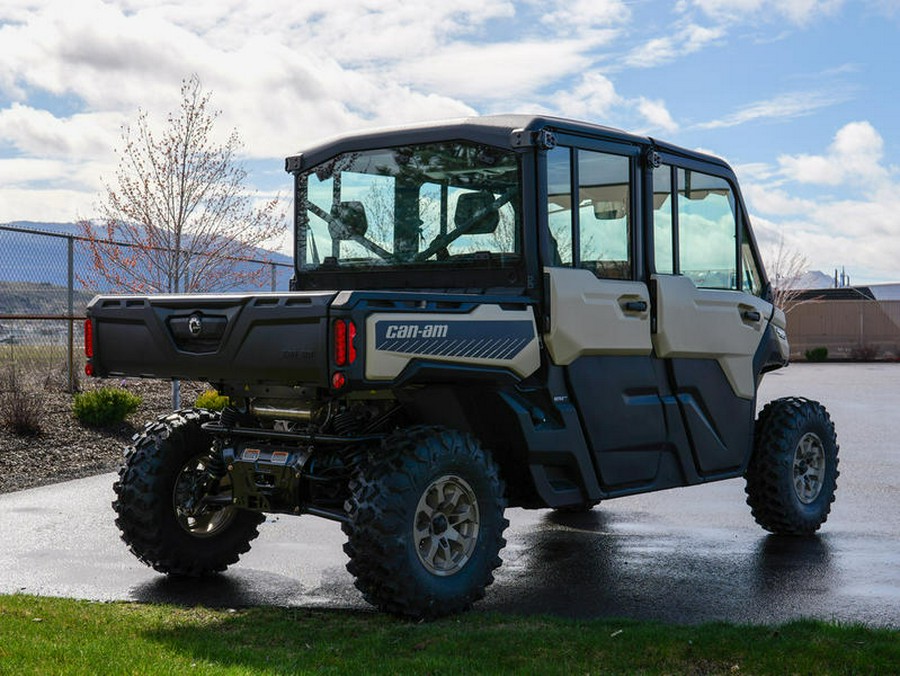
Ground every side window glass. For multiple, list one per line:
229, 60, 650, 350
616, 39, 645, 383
546, 146, 573, 266
677, 168, 736, 289
578, 150, 631, 279
741, 221, 763, 296
653, 164, 674, 274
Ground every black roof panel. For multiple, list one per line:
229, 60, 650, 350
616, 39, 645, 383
287, 114, 732, 173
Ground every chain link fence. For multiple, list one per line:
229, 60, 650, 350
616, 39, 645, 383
0, 224, 293, 392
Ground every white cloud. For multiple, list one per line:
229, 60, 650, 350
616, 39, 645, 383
637, 97, 679, 133
623, 36, 679, 69
535, 0, 631, 43
0, 104, 122, 158
623, 22, 723, 68
777, 121, 889, 187
697, 90, 847, 129
687, 0, 844, 25
545, 73, 622, 121
390, 40, 593, 102
0, 187, 97, 222
741, 121, 900, 284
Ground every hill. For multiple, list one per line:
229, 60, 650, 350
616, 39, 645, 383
0, 281, 94, 315
0, 221, 294, 293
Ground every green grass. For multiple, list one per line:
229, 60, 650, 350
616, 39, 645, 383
2, 343, 70, 365
1, 344, 79, 389
1, 595, 896, 675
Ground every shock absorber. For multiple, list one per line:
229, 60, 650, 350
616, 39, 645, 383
219, 405, 240, 429
204, 438, 228, 480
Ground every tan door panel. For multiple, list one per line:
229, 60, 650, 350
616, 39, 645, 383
652, 274, 773, 399
544, 267, 652, 365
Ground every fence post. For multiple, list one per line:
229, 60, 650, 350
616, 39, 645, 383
270, 262, 277, 291
67, 235, 75, 393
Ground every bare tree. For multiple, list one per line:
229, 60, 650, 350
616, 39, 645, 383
79, 75, 286, 293
764, 232, 809, 312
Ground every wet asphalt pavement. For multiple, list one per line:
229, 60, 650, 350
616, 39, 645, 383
1, 364, 898, 626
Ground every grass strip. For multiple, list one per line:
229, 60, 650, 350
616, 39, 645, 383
0, 594, 896, 675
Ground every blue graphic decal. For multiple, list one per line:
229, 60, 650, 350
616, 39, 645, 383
375, 319, 534, 361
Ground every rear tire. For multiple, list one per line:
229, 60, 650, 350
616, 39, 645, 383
343, 426, 508, 619
113, 409, 264, 575
745, 397, 839, 534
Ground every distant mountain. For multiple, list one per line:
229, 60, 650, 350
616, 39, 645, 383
0, 221, 294, 293
794, 270, 837, 290
0, 280, 94, 314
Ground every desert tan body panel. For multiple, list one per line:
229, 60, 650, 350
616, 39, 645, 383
652, 274, 774, 399
542, 267, 777, 399
543, 267, 652, 364
364, 304, 541, 380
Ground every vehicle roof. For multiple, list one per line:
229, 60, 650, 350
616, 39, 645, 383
286, 114, 729, 172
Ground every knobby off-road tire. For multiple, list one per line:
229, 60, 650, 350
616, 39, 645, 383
113, 409, 264, 575
745, 397, 839, 534
342, 426, 508, 619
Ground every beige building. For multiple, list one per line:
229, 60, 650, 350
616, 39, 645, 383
784, 283, 900, 360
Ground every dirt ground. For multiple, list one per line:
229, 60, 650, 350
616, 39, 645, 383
0, 375, 205, 494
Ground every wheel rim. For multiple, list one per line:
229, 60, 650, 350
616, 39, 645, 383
413, 474, 480, 577
792, 432, 826, 504
173, 456, 237, 537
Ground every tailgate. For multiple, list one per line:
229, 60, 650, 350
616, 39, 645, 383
86, 291, 334, 386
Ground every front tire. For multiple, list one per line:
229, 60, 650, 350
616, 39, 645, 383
343, 426, 508, 619
745, 397, 839, 534
113, 409, 264, 575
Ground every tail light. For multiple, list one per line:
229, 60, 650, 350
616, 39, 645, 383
84, 318, 93, 358
332, 318, 357, 390
347, 321, 358, 363
84, 318, 95, 376
333, 319, 358, 367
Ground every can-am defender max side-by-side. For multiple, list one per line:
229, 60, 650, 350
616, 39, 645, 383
86, 115, 838, 618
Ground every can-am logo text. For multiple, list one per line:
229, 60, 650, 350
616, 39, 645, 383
383, 323, 449, 339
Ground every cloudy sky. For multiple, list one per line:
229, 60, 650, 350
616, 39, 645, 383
1, 0, 899, 283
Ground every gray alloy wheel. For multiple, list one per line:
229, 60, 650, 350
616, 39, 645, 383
792, 432, 826, 505
173, 456, 238, 537
413, 474, 480, 576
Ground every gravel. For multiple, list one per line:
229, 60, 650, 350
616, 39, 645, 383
0, 377, 206, 494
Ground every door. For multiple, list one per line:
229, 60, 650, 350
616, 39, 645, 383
651, 162, 774, 475
543, 143, 670, 489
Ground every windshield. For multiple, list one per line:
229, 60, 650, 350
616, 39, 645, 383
296, 141, 522, 272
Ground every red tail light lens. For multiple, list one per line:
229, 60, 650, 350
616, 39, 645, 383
333, 319, 357, 367
84, 318, 94, 358
334, 319, 348, 366
348, 321, 357, 364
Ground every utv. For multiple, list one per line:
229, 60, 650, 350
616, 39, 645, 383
86, 115, 838, 618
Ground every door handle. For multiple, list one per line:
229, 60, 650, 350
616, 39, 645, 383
622, 300, 648, 313
741, 310, 761, 322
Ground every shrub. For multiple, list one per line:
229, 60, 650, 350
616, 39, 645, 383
73, 387, 142, 427
0, 367, 44, 436
804, 347, 828, 362
850, 344, 878, 361
195, 389, 230, 411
